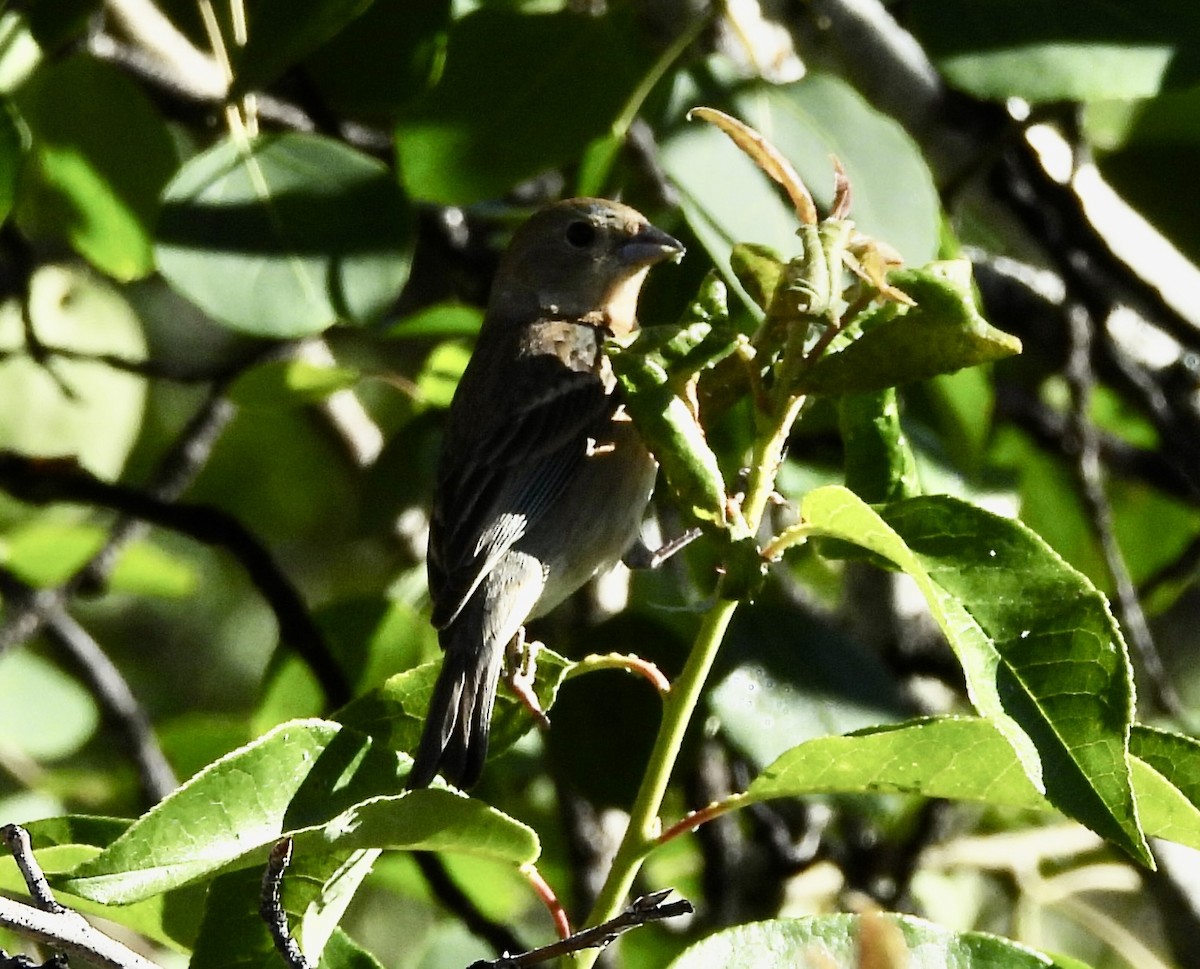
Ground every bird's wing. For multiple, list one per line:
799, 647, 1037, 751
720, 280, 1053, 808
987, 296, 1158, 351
427, 348, 616, 630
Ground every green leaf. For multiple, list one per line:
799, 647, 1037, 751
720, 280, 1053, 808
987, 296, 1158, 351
1, 821, 207, 950
416, 340, 472, 408
803, 486, 1149, 865
728, 243, 784, 313
745, 717, 1200, 853
1128, 725, 1200, 848
2, 519, 195, 596
303, 0, 449, 119
0, 266, 146, 478
395, 8, 650, 203
710, 607, 910, 767
189, 853, 378, 969
386, 302, 483, 340
228, 359, 362, 410
665, 912, 1093, 969
318, 927, 387, 969
839, 390, 919, 504
15, 54, 176, 280
188, 865, 288, 969
797, 261, 1022, 396
749, 717, 1046, 809
336, 648, 571, 763
0, 650, 98, 760
906, 0, 1200, 102
156, 132, 412, 337
57, 719, 538, 903
662, 73, 940, 282
231, 0, 373, 96
608, 276, 740, 530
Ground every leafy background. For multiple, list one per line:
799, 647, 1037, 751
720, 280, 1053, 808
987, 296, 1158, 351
1, 1, 1200, 968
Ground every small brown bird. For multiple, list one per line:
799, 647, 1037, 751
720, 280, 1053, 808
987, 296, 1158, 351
408, 198, 684, 789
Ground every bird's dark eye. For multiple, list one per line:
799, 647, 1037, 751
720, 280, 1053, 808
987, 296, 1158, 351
565, 220, 597, 248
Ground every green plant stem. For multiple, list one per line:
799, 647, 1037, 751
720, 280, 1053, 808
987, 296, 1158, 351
577, 595, 739, 965
577, 389, 804, 965
743, 392, 806, 529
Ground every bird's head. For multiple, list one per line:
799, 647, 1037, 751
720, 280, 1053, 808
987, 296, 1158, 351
489, 198, 684, 336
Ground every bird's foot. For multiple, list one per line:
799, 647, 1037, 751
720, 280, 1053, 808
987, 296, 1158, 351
506, 627, 551, 729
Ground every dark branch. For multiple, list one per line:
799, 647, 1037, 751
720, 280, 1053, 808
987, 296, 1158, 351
0, 825, 162, 969
2, 825, 64, 914
260, 839, 311, 969
0, 568, 178, 804
466, 890, 693, 969
0, 451, 350, 706
414, 854, 526, 958
1063, 305, 1184, 718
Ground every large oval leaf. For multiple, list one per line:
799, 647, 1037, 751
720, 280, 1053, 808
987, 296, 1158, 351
741, 717, 1200, 852
57, 719, 538, 904
906, 0, 1200, 102
156, 133, 412, 337
666, 912, 1091, 969
15, 54, 176, 280
802, 486, 1149, 865
0, 265, 146, 478
395, 8, 650, 204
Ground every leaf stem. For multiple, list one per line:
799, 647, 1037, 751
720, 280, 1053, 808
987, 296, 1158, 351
577, 596, 739, 964
579, 386, 804, 963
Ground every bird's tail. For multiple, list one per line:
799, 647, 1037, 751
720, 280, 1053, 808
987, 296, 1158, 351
406, 622, 503, 790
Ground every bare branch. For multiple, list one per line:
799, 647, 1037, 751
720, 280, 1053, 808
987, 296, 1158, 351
0, 568, 178, 803
0, 451, 350, 706
0, 825, 164, 969
414, 854, 526, 958
260, 839, 311, 969
466, 890, 693, 969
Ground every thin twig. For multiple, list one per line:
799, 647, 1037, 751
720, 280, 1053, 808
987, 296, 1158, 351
0, 568, 178, 803
0, 825, 163, 969
467, 890, 693, 969
260, 839, 311, 969
1063, 305, 1185, 719
2, 826, 64, 914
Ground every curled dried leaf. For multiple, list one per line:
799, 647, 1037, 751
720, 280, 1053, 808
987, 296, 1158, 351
688, 106, 818, 224
845, 234, 915, 306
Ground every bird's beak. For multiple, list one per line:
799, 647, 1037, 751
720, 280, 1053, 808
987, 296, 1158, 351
620, 223, 685, 268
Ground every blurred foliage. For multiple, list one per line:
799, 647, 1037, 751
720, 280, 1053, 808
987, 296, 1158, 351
0, 2, 1199, 969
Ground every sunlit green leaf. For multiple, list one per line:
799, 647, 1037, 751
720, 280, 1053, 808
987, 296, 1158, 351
797, 261, 1022, 396
156, 133, 412, 337
666, 912, 1093, 968
907, 0, 1200, 101
16, 55, 175, 280
0, 266, 146, 478
0, 650, 98, 760
2, 518, 195, 596
58, 720, 538, 904
803, 486, 1149, 864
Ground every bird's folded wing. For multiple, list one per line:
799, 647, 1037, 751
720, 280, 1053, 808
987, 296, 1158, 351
428, 356, 616, 630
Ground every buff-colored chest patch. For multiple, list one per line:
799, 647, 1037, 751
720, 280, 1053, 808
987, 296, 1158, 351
522, 318, 603, 374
